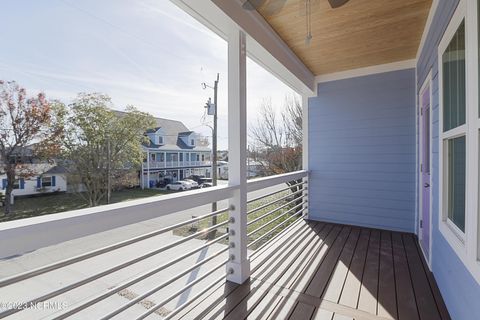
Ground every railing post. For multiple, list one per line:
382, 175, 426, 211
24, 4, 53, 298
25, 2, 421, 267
227, 27, 250, 284
302, 94, 310, 219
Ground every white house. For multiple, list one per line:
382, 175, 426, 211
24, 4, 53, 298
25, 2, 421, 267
141, 117, 212, 188
0, 164, 67, 197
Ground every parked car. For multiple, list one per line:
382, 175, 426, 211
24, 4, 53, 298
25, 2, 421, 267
166, 181, 190, 191
183, 179, 199, 188
177, 180, 195, 189
200, 182, 213, 188
187, 175, 205, 184
199, 177, 212, 184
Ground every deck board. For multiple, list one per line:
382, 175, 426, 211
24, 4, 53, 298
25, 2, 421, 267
357, 229, 381, 314
377, 230, 397, 319
338, 228, 370, 309
402, 234, 441, 320
392, 232, 420, 320
175, 220, 451, 320
322, 228, 360, 303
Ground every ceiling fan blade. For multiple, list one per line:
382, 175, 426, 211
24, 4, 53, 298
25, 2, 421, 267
328, 0, 350, 8
242, 0, 287, 15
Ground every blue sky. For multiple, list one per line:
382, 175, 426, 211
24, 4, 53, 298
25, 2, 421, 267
0, 0, 298, 149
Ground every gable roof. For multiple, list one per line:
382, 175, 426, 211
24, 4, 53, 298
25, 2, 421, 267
113, 110, 209, 151
178, 131, 194, 137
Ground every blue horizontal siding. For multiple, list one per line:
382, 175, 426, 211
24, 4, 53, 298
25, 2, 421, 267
308, 68, 416, 232
416, 1, 480, 319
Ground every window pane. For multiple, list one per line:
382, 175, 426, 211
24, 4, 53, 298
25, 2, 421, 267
42, 177, 52, 187
447, 136, 466, 232
443, 20, 466, 132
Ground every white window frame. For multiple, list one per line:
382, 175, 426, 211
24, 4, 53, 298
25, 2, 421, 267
41, 176, 53, 187
418, 71, 433, 268
438, 0, 480, 284
157, 135, 164, 145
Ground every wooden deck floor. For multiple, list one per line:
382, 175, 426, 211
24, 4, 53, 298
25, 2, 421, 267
174, 220, 451, 320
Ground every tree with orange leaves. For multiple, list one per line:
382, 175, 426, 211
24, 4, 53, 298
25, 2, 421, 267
0, 81, 65, 215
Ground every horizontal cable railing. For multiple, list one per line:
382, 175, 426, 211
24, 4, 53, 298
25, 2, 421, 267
0, 170, 308, 319
246, 176, 308, 252
0, 207, 231, 319
0, 207, 230, 288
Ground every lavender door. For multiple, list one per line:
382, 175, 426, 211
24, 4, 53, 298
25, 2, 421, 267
420, 83, 431, 258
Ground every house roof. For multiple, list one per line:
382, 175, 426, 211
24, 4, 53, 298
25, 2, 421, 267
146, 127, 162, 134
115, 111, 210, 152
44, 165, 67, 175
114, 110, 190, 140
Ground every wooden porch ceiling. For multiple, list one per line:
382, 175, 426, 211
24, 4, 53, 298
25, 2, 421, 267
175, 219, 450, 320
255, 0, 432, 75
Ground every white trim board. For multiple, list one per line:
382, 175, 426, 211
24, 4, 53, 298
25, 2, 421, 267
437, 0, 480, 285
418, 70, 434, 269
315, 59, 416, 84
416, 0, 440, 60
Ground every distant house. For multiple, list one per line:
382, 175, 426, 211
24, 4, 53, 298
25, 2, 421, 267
217, 161, 228, 180
247, 158, 265, 178
0, 152, 67, 197
141, 117, 212, 188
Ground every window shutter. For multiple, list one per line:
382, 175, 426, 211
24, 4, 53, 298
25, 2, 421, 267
20, 179, 25, 189
2, 179, 6, 190
37, 177, 41, 188
52, 176, 56, 187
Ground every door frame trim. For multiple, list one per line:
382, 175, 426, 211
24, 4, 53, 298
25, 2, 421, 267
418, 70, 433, 269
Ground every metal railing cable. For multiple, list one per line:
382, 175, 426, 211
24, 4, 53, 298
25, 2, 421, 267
247, 194, 304, 226
0, 221, 229, 319
162, 273, 229, 320
135, 259, 230, 320
247, 200, 307, 237
247, 187, 304, 216
99, 249, 229, 319
0, 206, 230, 288
51, 239, 229, 319
247, 208, 306, 249
246, 181, 305, 204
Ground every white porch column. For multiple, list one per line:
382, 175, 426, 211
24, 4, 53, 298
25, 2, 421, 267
141, 161, 144, 190
146, 150, 150, 189
227, 28, 249, 284
302, 95, 309, 219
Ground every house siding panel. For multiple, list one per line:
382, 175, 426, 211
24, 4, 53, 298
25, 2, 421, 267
416, 1, 480, 319
308, 69, 416, 232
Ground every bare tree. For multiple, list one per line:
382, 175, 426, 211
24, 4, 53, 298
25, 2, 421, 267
250, 95, 303, 207
250, 95, 302, 175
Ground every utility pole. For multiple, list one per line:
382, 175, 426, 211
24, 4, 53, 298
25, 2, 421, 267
107, 137, 111, 204
203, 73, 219, 230
212, 73, 219, 225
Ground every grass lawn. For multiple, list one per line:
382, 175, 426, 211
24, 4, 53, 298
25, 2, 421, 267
0, 188, 173, 223
173, 188, 304, 251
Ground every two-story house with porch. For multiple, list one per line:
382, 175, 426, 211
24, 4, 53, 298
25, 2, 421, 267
141, 117, 211, 188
